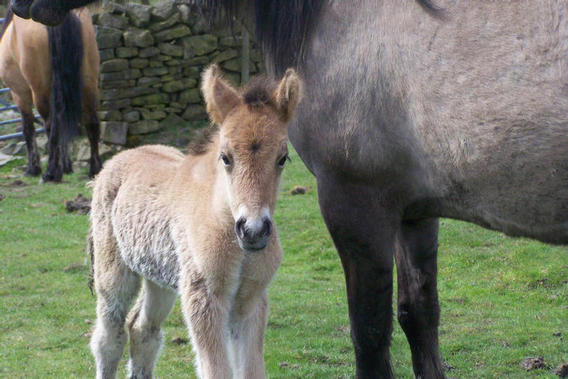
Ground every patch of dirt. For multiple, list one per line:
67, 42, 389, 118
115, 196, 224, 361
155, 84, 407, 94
0, 193, 4, 201
171, 336, 188, 345
442, 359, 455, 371
290, 185, 312, 195
9, 179, 26, 187
554, 363, 568, 377
521, 357, 547, 371
64, 193, 91, 214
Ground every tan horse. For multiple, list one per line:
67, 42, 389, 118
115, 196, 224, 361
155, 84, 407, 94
0, 7, 101, 181
89, 65, 302, 379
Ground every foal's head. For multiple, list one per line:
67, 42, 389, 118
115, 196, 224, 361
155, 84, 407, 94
201, 64, 302, 251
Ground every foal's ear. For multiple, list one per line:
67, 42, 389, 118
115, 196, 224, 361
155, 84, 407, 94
201, 64, 241, 125
273, 69, 303, 122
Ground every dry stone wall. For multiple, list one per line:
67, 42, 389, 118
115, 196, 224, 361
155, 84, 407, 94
93, 1, 263, 145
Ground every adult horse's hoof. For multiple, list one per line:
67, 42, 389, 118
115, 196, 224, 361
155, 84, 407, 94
42, 171, 62, 183
10, 0, 33, 19
25, 165, 42, 177
88, 156, 102, 179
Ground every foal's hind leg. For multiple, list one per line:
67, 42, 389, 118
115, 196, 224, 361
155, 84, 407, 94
396, 218, 445, 379
127, 279, 177, 379
90, 239, 140, 379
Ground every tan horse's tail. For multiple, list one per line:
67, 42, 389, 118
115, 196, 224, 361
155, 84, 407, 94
47, 13, 84, 146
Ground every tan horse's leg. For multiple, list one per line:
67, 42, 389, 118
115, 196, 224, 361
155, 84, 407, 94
90, 227, 140, 379
126, 279, 177, 378
180, 270, 232, 379
228, 292, 268, 379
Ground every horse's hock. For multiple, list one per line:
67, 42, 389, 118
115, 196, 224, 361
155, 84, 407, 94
93, 1, 262, 145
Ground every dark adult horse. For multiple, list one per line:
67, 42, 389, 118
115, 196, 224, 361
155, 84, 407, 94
0, 7, 101, 181
19, 0, 568, 377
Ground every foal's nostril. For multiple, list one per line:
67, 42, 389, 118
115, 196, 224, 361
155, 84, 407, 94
235, 217, 246, 239
261, 218, 272, 237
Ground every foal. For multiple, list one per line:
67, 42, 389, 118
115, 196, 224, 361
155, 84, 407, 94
89, 65, 302, 379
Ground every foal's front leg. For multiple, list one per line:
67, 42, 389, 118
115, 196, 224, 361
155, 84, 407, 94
228, 292, 268, 379
180, 271, 232, 379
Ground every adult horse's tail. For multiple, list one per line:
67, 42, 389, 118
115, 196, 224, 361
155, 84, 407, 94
45, 12, 83, 179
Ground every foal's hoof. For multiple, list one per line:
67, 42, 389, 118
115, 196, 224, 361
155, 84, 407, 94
30, 0, 68, 26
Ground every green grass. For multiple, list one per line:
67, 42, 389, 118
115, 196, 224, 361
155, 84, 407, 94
0, 147, 566, 378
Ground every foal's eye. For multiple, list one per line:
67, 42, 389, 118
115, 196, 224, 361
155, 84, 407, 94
220, 153, 232, 167
277, 154, 289, 168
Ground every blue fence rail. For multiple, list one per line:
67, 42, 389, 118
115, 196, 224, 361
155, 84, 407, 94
0, 87, 43, 141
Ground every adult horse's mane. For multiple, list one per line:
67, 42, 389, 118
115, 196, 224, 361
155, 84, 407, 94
200, 0, 443, 75
0, 8, 14, 40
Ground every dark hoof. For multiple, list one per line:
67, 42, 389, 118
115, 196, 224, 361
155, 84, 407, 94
30, 0, 67, 26
25, 165, 42, 177
89, 157, 102, 178
42, 172, 62, 183
10, 0, 34, 19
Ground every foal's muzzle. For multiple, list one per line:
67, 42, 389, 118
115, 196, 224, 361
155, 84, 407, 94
235, 216, 272, 252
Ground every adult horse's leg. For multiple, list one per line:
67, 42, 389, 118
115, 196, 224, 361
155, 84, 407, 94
62, 143, 73, 174
396, 218, 445, 379
42, 117, 63, 182
83, 101, 102, 178
127, 279, 177, 379
317, 175, 397, 378
19, 108, 41, 176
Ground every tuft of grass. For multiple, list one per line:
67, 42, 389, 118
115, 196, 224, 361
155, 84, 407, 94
0, 146, 566, 378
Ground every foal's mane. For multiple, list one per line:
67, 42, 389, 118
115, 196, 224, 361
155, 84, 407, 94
188, 76, 278, 156
0, 8, 14, 41
198, 0, 443, 75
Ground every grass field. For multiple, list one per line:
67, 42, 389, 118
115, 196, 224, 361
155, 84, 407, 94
0, 145, 566, 378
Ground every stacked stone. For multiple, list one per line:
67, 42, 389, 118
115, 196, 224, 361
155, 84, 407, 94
94, 1, 263, 145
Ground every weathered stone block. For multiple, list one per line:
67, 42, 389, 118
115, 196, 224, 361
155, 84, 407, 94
165, 59, 182, 67
213, 49, 238, 63
151, 0, 177, 20
101, 59, 129, 73
160, 113, 186, 129
149, 12, 180, 32
139, 47, 161, 58
183, 66, 200, 78
179, 88, 201, 104
123, 110, 140, 123
101, 121, 127, 145
131, 94, 169, 106
138, 77, 161, 87
158, 42, 184, 57
96, 27, 123, 49
222, 58, 240, 72
101, 80, 131, 90
99, 48, 115, 61
126, 3, 151, 27
116, 47, 139, 58
182, 104, 207, 121
162, 78, 197, 93
155, 25, 191, 43
101, 98, 131, 110
143, 67, 169, 76
129, 120, 160, 135
182, 34, 217, 57
140, 108, 167, 120
181, 56, 209, 66
98, 13, 128, 30
124, 29, 154, 48
130, 58, 150, 69
157, 54, 172, 62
